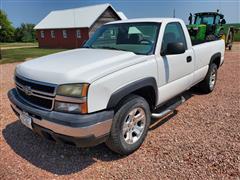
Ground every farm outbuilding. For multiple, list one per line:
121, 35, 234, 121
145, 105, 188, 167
34, 4, 127, 49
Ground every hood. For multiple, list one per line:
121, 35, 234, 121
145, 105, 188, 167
16, 48, 147, 84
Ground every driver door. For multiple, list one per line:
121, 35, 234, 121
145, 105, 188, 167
156, 22, 194, 104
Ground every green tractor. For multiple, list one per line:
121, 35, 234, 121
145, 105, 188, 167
187, 11, 235, 50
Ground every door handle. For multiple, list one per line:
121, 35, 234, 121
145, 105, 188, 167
186, 56, 192, 63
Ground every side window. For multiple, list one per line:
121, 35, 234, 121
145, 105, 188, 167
215, 15, 221, 24
62, 30, 67, 39
76, 29, 81, 39
40, 30, 44, 39
161, 22, 187, 53
50, 30, 55, 38
202, 16, 214, 24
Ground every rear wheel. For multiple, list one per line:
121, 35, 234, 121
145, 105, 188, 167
227, 31, 233, 50
219, 29, 225, 41
198, 63, 218, 93
106, 95, 151, 155
206, 34, 217, 41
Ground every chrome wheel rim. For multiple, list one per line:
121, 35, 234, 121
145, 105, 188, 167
122, 107, 146, 144
209, 68, 216, 89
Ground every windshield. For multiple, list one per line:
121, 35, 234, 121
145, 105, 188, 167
84, 22, 160, 55
195, 15, 215, 25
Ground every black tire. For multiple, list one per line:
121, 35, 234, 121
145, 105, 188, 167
206, 34, 217, 41
227, 31, 233, 50
218, 29, 225, 41
219, 29, 225, 38
198, 63, 218, 93
105, 95, 151, 155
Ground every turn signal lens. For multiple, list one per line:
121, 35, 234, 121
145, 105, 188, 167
54, 101, 81, 113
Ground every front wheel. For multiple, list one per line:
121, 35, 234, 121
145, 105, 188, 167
106, 95, 151, 155
198, 63, 218, 93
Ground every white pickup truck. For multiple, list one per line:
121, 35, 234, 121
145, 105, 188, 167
8, 18, 225, 155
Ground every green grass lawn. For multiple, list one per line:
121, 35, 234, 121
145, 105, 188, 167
0, 42, 38, 48
0, 47, 67, 64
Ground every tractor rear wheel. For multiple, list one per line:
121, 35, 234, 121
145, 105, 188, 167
227, 31, 233, 50
206, 34, 217, 41
219, 29, 225, 41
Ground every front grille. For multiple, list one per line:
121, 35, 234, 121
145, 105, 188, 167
15, 75, 57, 110
17, 88, 53, 109
15, 76, 55, 94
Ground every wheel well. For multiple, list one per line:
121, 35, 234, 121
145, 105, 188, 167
107, 77, 158, 111
112, 86, 157, 113
212, 56, 221, 68
210, 52, 221, 69
132, 86, 156, 111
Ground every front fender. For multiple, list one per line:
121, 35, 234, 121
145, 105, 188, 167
87, 57, 158, 113
107, 77, 158, 109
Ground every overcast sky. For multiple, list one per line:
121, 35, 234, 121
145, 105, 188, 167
1, 0, 239, 27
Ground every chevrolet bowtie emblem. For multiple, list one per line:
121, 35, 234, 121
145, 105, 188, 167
23, 86, 32, 96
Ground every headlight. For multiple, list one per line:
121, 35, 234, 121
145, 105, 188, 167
54, 101, 81, 113
55, 83, 89, 114
57, 84, 89, 98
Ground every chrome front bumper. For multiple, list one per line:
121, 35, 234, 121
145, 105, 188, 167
8, 89, 114, 146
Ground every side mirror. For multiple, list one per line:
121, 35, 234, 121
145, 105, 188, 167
161, 42, 186, 56
221, 19, 226, 25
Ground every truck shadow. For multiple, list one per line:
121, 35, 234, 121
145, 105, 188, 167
149, 110, 178, 131
2, 88, 199, 175
2, 121, 122, 175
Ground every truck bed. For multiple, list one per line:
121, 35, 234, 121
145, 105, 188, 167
192, 39, 225, 70
191, 39, 218, 46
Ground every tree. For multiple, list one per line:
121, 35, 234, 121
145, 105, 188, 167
15, 23, 36, 42
0, 10, 15, 42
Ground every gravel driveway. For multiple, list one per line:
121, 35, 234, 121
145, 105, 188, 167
0, 43, 239, 179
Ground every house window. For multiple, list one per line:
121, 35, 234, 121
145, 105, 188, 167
62, 30, 67, 38
40, 30, 44, 38
51, 30, 55, 38
76, 29, 81, 38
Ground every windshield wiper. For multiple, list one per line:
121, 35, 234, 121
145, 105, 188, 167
97, 46, 130, 52
83, 45, 92, 48
97, 46, 119, 50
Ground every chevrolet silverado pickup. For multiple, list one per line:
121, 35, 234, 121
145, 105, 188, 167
8, 18, 225, 155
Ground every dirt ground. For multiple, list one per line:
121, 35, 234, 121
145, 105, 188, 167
0, 43, 239, 179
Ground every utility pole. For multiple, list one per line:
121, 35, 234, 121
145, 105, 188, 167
173, 8, 176, 18
0, 25, 2, 60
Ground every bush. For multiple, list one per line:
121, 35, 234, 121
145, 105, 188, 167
0, 10, 15, 42
0, 10, 36, 42
15, 23, 36, 42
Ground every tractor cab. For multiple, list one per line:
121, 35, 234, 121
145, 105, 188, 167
187, 12, 226, 43
194, 12, 225, 25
